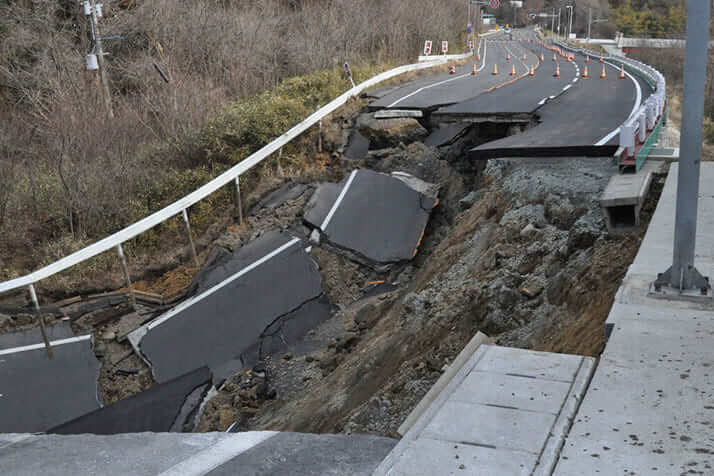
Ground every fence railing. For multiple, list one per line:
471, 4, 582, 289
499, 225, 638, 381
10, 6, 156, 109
0, 46, 486, 303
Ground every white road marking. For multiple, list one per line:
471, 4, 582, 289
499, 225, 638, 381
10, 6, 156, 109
321, 169, 357, 231
387, 41, 489, 108
147, 237, 301, 331
0, 335, 92, 356
563, 85, 572, 91
159, 432, 278, 476
538, 98, 547, 106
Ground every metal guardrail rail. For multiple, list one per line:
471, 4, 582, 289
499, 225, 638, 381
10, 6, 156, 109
0, 44, 489, 300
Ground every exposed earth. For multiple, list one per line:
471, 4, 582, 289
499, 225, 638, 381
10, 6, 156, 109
0, 94, 665, 438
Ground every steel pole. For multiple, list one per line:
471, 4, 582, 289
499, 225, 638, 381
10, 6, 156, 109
552, 8, 555, 34
587, 7, 592, 42
655, 0, 711, 293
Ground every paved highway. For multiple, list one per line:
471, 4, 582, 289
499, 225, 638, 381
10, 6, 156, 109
371, 30, 543, 111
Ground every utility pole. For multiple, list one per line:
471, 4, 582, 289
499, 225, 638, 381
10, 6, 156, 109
557, 8, 561, 39
84, 0, 113, 118
566, 5, 573, 41
587, 7, 592, 42
552, 7, 556, 35
653, 0, 712, 296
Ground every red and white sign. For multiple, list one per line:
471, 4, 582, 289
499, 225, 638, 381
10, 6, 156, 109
489, 0, 500, 7
424, 40, 432, 56
441, 41, 448, 54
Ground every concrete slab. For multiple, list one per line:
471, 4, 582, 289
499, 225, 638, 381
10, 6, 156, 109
374, 345, 594, 476
553, 162, 714, 475
422, 400, 558, 454
600, 160, 661, 232
373, 109, 423, 119
248, 183, 309, 215
0, 321, 73, 350
384, 438, 535, 476
131, 231, 324, 383
206, 432, 396, 476
627, 163, 714, 279
48, 367, 211, 434
0, 335, 101, 433
304, 169, 437, 267
474, 345, 583, 383
0, 432, 237, 476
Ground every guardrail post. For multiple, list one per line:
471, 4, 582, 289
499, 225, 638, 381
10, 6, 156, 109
638, 112, 647, 143
620, 124, 635, 158
182, 209, 200, 268
234, 177, 243, 225
116, 244, 137, 310
29, 283, 53, 359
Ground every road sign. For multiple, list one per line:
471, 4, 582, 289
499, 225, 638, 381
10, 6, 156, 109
489, 0, 500, 8
467, 22, 472, 28
441, 41, 448, 54
467, 28, 472, 34
424, 40, 432, 55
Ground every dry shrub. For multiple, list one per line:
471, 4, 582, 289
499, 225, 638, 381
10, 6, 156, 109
0, 0, 465, 280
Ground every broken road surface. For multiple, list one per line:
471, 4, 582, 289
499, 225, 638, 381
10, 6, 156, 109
129, 231, 327, 384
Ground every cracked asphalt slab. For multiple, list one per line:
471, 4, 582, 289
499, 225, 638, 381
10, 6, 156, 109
131, 230, 326, 384
469, 51, 655, 159
304, 169, 438, 267
0, 334, 102, 433
49, 366, 211, 435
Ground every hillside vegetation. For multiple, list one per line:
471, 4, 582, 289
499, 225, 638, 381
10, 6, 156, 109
0, 0, 464, 282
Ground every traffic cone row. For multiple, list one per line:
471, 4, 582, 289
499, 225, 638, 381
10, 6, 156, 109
582, 66, 589, 78
506, 53, 511, 61
585, 56, 590, 63
619, 65, 626, 79
510, 64, 517, 76
600, 64, 607, 79
492, 64, 499, 75
529, 65, 535, 77
449, 65, 456, 75
553, 64, 560, 78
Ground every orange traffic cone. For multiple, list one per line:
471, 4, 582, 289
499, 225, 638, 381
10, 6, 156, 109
477, 54, 481, 61
600, 64, 607, 79
554, 64, 560, 77
523, 54, 527, 61
582, 65, 589, 78
510, 64, 517, 76
506, 53, 511, 61
529, 65, 535, 76
599, 56, 604, 63
619, 65, 626, 79
585, 55, 590, 63
472, 63, 478, 76
449, 65, 456, 75
492, 64, 499, 75
541, 53, 545, 62
553, 53, 557, 62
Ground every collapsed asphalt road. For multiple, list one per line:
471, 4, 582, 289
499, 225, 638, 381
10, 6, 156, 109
129, 231, 329, 384
304, 169, 438, 269
0, 326, 101, 433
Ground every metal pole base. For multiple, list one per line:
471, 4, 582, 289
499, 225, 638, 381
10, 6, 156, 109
651, 265, 711, 299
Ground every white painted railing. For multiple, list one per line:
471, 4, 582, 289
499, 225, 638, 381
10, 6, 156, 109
0, 52, 478, 298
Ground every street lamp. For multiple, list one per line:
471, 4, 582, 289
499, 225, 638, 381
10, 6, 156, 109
566, 5, 573, 41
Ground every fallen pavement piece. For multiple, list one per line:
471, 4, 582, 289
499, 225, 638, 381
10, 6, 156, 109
0, 321, 74, 350
48, 366, 211, 435
0, 333, 101, 433
303, 169, 438, 268
129, 231, 325, 384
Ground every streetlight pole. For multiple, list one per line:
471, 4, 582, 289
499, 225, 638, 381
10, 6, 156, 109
566, 5, 573, 41
587, 7, 592, 42
654, 0, 712, 295
552, 7, 555, 35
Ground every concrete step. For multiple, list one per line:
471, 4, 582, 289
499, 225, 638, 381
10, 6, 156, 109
600, 160, 663, 233
373, 345, 595, 476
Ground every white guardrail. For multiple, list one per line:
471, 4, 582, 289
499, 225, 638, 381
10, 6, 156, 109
0, 43, 489, 299
553, 40, 667, 156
